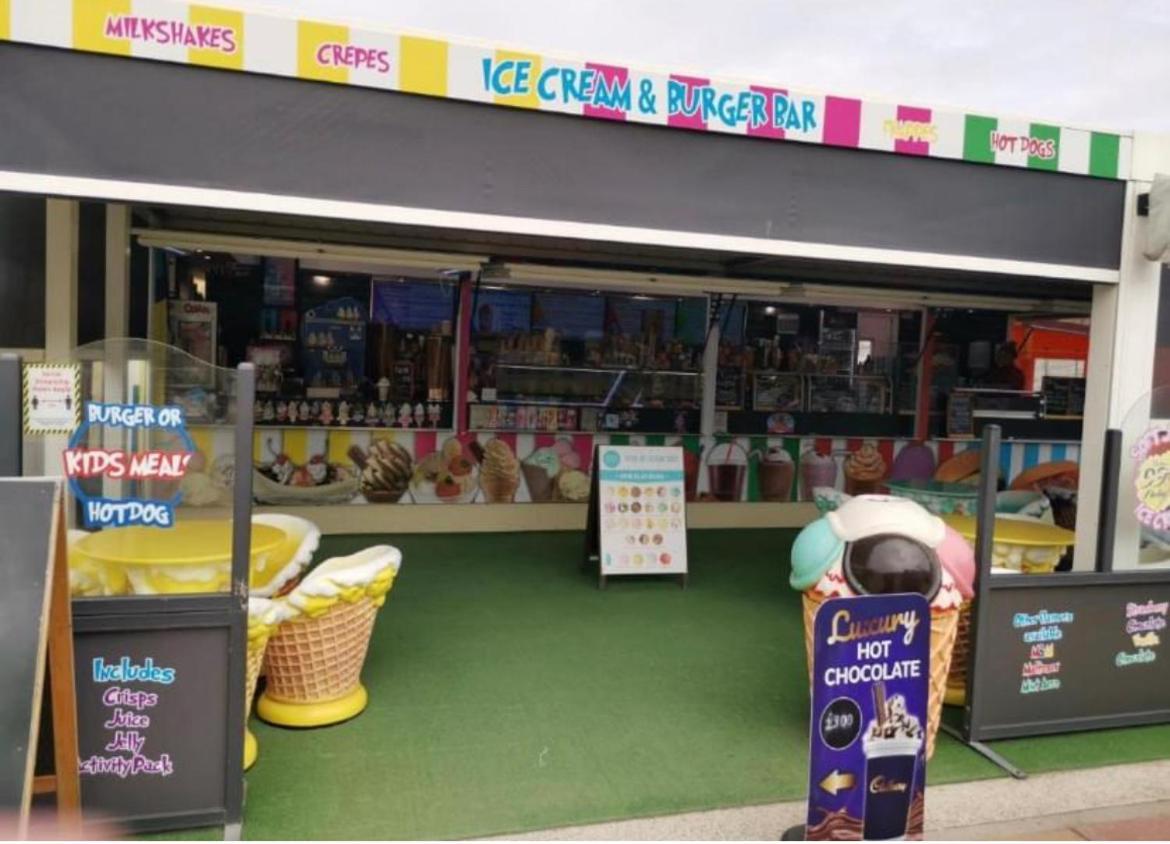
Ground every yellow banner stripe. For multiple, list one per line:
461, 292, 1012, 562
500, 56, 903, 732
252, 430, 265, 462
399, 35, 447, 96
493, 50, 541, 109
0, 0, 10, 41
297, 19, 348, 84
189, 4, 244, 70
73, 0, 133, 56
281, 428, 309, 464
326, 429, 353, 466
187, 426, 216, 460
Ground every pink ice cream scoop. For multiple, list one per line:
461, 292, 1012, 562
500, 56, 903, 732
936, 524, 976, 600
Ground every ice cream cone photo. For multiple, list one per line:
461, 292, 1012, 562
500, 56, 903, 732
471, 438, 521, 503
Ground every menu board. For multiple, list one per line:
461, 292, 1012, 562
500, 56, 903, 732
675, 298, 708, 346
608, 297, 676, 341
595, 446, 688, 577
946, 392, 975, 438
473, 289, 531, 335
533, 292, 604, 340
970, 577, 1170, 738
1041, 376, 1087, 417
73, 624, 231, 826
371, 280, 454, 330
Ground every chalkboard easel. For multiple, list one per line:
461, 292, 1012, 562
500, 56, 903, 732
1, 480, 81, 838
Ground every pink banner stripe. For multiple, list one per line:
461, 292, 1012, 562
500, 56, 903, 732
823, 96, 862, 148
747, 85, 786, 140
413, 431, 437, 461
571, 434, 595, 473
534, 433, 556, 451
668, 74, 709, 130
583, 63, 629, 121
895, 105, 932, 156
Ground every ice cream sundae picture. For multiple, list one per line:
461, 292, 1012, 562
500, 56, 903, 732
409, 438, 479, 503
843, 442, 887, 495
253, 441, 359, 505
861, 683, 924, 840
349, 440, 413, 503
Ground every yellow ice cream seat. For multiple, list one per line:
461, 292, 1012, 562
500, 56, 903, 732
257, 546, 402, 728
245, 597, 280, 770
250, 514, 321, 597
75, 520, 285, 595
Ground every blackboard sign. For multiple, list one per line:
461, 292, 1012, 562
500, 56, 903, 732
946, 392, 975, 438
0, 479, 59, 832
1041, 376, 1086, 417
968, 574, 1170, 739
72, 617, 232, 827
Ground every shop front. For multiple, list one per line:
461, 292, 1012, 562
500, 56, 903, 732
3, 1, 1170, 837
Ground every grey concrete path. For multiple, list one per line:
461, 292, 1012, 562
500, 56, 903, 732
486, 759, 1170, 840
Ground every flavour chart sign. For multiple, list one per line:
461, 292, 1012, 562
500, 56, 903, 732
806, 594, 929, 841
64, 402, 195, 529
596, 446, 688, 578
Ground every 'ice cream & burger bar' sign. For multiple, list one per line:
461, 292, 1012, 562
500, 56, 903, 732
64, 402, 195, 529
0, 0, 1131, 180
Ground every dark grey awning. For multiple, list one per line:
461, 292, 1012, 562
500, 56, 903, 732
0, 42, 1123, 272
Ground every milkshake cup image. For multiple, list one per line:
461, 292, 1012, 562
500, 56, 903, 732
862, 686, 923, 841
789, 495, 970, 758
705, 442, 748, 502
799, 449, 838, 501
844, 441, 887, 495
757, 446, 795, 502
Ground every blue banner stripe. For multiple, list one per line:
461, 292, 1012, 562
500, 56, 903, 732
600, 470, 685, 483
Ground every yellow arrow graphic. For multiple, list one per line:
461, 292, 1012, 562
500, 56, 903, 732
819, 770, 856, 796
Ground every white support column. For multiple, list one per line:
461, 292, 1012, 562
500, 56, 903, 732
39, 199, 79, 479
1073, 181, 1162, 570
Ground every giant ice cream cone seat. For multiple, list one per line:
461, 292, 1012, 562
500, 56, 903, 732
245, 597, 280, 769
250, 514, 321, 597
790, 495, 975, 759
257, 545, 401, 728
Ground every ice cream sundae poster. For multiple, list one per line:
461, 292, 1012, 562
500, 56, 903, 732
806, 593, 929, 841
596, 446, 688, 576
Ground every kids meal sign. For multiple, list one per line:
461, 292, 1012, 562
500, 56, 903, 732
64, 402, 195, 529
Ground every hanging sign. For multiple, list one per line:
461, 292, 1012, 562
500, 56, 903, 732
22, 363, 81, 435
587, 445, 688, 583
1132, 424, 1170, 531
63, 402, 196, 529
805, 593, 929, 841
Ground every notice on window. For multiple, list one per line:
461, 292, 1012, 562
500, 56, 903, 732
23, 363, 81, 435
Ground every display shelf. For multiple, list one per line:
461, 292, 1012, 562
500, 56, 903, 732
496, 363, 700, 376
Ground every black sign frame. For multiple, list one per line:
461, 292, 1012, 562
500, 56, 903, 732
958, 425, 1170, 754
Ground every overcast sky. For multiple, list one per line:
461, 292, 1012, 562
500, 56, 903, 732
258, 0, 1169, 133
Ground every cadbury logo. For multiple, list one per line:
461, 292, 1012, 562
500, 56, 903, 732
869, 776, 909, 794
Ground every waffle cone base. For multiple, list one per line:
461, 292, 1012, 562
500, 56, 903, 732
258, 597, 378, 726
802, 591, 958, 760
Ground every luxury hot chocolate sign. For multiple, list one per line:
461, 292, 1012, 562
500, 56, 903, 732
64, 402, 195, 529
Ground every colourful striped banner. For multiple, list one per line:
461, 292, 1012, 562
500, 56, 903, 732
0, 0, 1131, 180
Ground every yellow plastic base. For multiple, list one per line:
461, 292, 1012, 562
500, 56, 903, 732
256, 684, 369, 728
944, 685, 966, 707
244, 728, 258, 770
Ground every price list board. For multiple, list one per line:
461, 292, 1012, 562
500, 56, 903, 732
72, 622, 233, 829
969, 577, 1170, 739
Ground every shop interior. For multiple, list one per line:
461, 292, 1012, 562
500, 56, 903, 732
61, 209, 1163, 839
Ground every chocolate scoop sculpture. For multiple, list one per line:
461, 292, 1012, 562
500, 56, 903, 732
790, 495, 975, 758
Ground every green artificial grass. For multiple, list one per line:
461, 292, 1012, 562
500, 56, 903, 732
157, 529, 1170, 840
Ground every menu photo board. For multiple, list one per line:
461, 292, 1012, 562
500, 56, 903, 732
473, 288, 532, 335
586, 445, 688, 587
533, 291, 604, 340
967, 576, 1170, 739
372, 279, 455, 331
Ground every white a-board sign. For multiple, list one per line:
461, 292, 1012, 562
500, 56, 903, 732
586, 445, 688, 588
